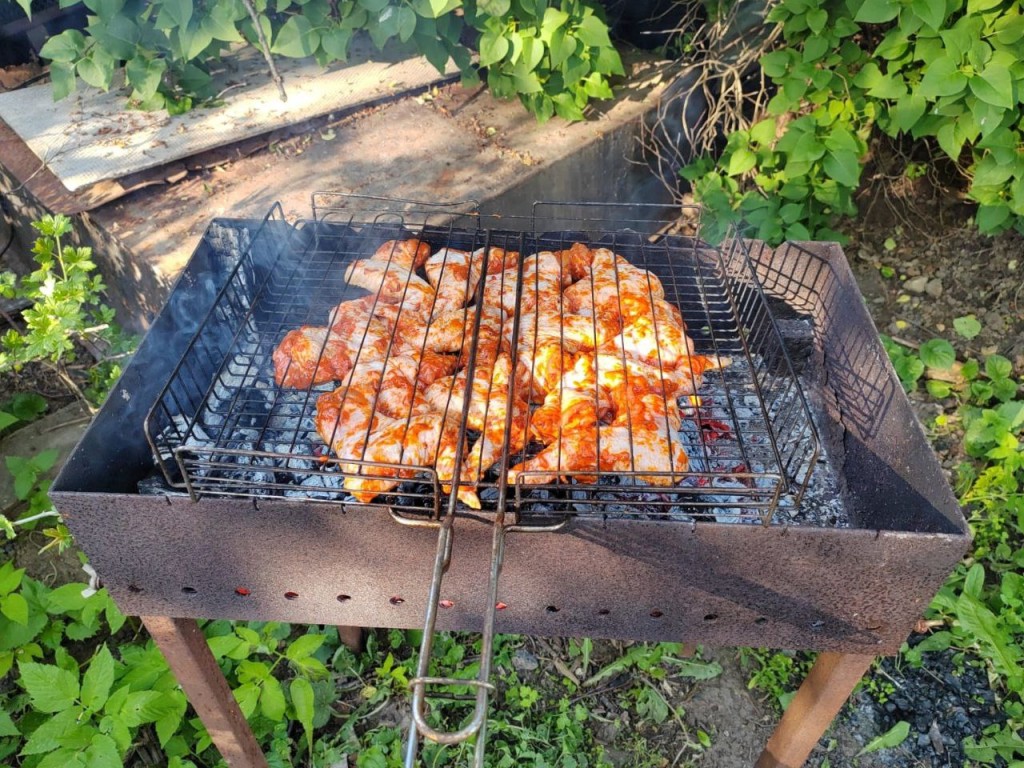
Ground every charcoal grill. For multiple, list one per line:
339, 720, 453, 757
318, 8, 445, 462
51, 195, 969, 768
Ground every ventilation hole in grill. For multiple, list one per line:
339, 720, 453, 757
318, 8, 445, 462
496, 602, 508, 610
235, 587, 251, 597
650, 610, 664, 618
439, 599, 455, 609
754, 617, 768, 625
597, 609, 610, 616
546, 605, 560, 613
703, 613, 718, 622
390, 596, 405, 605
284, 591, 299, 600
336, 594, 352, 603
181, 587, 197, 595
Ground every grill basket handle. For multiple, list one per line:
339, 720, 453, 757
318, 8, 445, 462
403, 519, 506, 767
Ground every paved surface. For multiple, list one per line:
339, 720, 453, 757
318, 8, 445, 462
81, 53, 672, 327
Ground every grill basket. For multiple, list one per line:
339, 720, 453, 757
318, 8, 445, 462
144, 196, 819, 525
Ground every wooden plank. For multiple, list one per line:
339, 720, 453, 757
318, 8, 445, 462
755, 652, 875, 768
142, 616, 269, 768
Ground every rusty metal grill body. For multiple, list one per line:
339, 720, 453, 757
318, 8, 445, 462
52, 197, 969, 762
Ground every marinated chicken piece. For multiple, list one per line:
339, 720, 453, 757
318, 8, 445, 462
316, 356, 460, 503
274, 296, 402, 389
482, 251, 565, 317
564, 247, 665, 322
342, 415, 463, 502
371, 239, 433, 271
344, 258, 436, 318
597, 298, 705, 376
424, 353, 530, 508
509, 393, 688, 486
423, 247, 518, 312
273, 327, 352, 389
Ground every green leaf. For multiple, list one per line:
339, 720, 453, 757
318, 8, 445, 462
858, 720, 910, 755
888, 92, 926, 134
0, 563, 24, 595
926, 380, 952, 398
234, 682, 260, 718
10, 392, 47, 421
81, 644, 115, 711
156, 0, 193, 31
286, 633, 325, 661
918, 56, 967, 100
321, 27, 352, 60
953, 315, 981, 339
854, 0, 900, 23
956, 593, 1020, 680
552, 91, 584, 121
260, 675, 287, 720
985, 354, 1013, 380
126, 57, 167, 100
806, 8, 827, 34
84, 733, 120, 768
90, 14, 139, 60
77, 47, 116, 91
911, 0, 945, 29
920, 339, 955, 369
975, 203, 1011, 233
727, 146, 758, 176
120, 690, 171, 726
397, 5, 417, 41
477, 0, 510, 13
1, 592, 28, 625
38, 749, 88, 768
478, 30, 509, 67
39, 29, 87, 63
19, 661, 80, 713
290, 677, 315, 744
822, 149, 861, 188
969, 68, 1014, 109
21, 706, 83, 755
202, 3, 244, 42
272, 15, 319, 57
155, 692, 186, 747
0, 707, 17, 737
540, 7, 568, 44
574, 14, 611, 48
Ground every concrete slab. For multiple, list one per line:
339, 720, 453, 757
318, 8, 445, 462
0, 38, 457, 193
0, 402, 91, 518
4, 51, 675, 328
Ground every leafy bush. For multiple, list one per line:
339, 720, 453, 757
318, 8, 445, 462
685, 0, 1024, 243
30, 0, 622, 122
0, 214, 132, 409
886, 322, 1024, 764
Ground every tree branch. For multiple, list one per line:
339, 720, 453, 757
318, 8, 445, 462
240, 0, 288, 102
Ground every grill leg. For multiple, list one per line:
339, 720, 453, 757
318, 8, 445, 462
337, 625, 365, 652
755, 652, 874, 768
142, 616, 269, 768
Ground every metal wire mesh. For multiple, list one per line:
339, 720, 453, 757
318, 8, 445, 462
145, 198, 818, 523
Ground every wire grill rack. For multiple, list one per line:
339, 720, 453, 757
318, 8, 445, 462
145, 195, 819, 524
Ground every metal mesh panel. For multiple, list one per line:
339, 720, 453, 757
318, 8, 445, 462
145, 200, 818, 523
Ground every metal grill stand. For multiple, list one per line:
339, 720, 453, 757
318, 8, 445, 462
51, 199, 969, 768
